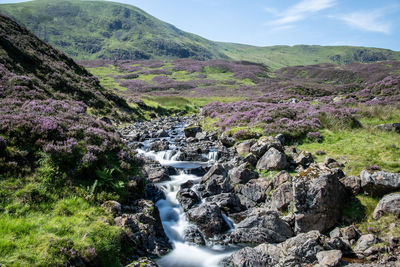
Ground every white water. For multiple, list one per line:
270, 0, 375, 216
135, 122, 236, 267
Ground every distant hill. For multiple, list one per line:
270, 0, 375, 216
1, 0, 400, 68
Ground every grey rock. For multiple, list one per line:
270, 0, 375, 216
236, 139, 256, 155
149, 140, 170, 152
176, 188, 200, 211
183, 225, 206, 246
271, 181, 293, 212
324, 157, 344, 168
184, 125, 201, 138
250, 136, 283, 159
219, 134, 235, 147
353, 234, 379, 256
272, 170, 292, 188
236, 178, 270, 203
373, 193, 400, 219
340, 175, 362, 195
294, 151, 314, 168
205, 193, 243, 214
293, 167, 348, 234
187, 203, 229, 238
377, 123, 400, 134
229, 163, 259, 184
145, 165, 170, 183
229, 210, 293, 244
256, 147, 289, 171
361, 170, 400, 197
316, 250, 342, 267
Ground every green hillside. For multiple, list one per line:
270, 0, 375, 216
1, 0, 400, 68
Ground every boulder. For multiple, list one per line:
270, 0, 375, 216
294, 151, 314, 168
340, 175, 362, 195
236, 139, 256, 155
272, 171, 292, 188
324, 157, 344, 168
316, 250, 342, 267
250, 137, 283, 159
256, 147, 289, 171
149, 140, 170, 152
353, 234, 379, 256
360, 170, 400, 197
204, 193, 243, 214
195, 131, 207, 140
187, 203, 229, 238
235, 178, 270, 203
271, 181, 293, 212
219, 134, 235, 148
293, 167, 348, 233
225, 230, 325, 267
153, 129, 169, 138
114, 200, 171, 256
229, 163, 259, 184
373, 193, 400, 219
229, 210, 293, 244
145, 166, 170, 183
376, 123, 400, 134
176, 188, 200, 211
145, 184, 166, 203
201, 163, 228, 183
184, 125, 201, 138
183, 225, 206, 246
200, 164, 232, 196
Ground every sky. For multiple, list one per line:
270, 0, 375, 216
1, 0, 399, 51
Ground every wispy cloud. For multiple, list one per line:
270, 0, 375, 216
334, 10, 392, 34
266, 0, 336, 28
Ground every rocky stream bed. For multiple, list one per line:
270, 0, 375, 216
111, 116, 400, 267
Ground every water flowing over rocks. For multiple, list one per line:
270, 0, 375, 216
115, 116, 396, 266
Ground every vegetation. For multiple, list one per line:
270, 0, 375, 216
0, 14, 145, 266
1, 0, 400, 68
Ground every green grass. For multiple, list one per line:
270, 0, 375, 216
87, 66, 128, 91
298, 127, 400, 176
0, 197, 123, 266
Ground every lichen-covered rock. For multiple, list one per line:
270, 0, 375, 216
373, 193, 400, 219
293, 167, 348, 233
294, 151, 314, 168
361, 170, 400, 197
340, 175, 362, 195
271, 181, 293, 212
250, 136, 283, 159
235, 178, 270, 204
256, 147, 289, 171
101, 200, 121, 216
187, 203, 229, 238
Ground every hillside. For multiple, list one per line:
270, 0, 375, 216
1, 0, 400, 68
0, 14, 149, 266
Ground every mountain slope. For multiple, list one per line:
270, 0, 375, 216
0, 0, 226, 60
1, 0, 400, 68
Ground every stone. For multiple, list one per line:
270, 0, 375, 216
316, 250, 342, 267
236, 178, 270, 203
183, 225, 206, 246
376, 123, 400, 134
236, 139, 256, 155
229, 210, 293, 244
126, 257, 158, 267
275, 133, 285, 145
145, 184, 165, 203
176, 188, 200, 211
250, 136, 283, 159
154, 129, 169, 138
272, 170, 292, 188
149, 140, 170, 152
293, 167, 348, 233
195, 131, 207, 140
229, 163, 259, 184
294, 151, 314, 168
373, 193, 400, 219
114, 200, 171, 256
271, 181, 293, 212
184, 125, 201, 138
187, 203, 229, 238
101, 200, 121, 216
353, 234, 379, 256
361, 170, 400, 197
324, 157, 344, 168
256, 147, 289, 171
340, 175, 362, 195
219, 134, 235, 147
205, 193, 243, 214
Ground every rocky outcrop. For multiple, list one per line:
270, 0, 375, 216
361, 170, 400, 197
293, 166, 348, 233
187, 203, 230, 238
373, 193, 400, 219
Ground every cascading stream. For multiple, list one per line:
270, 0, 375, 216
136, 121, 236, 267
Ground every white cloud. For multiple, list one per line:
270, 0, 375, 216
266, 0, 337, 27
335, 10, 391, 34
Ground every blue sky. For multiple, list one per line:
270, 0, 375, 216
1, 0, 399, 50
